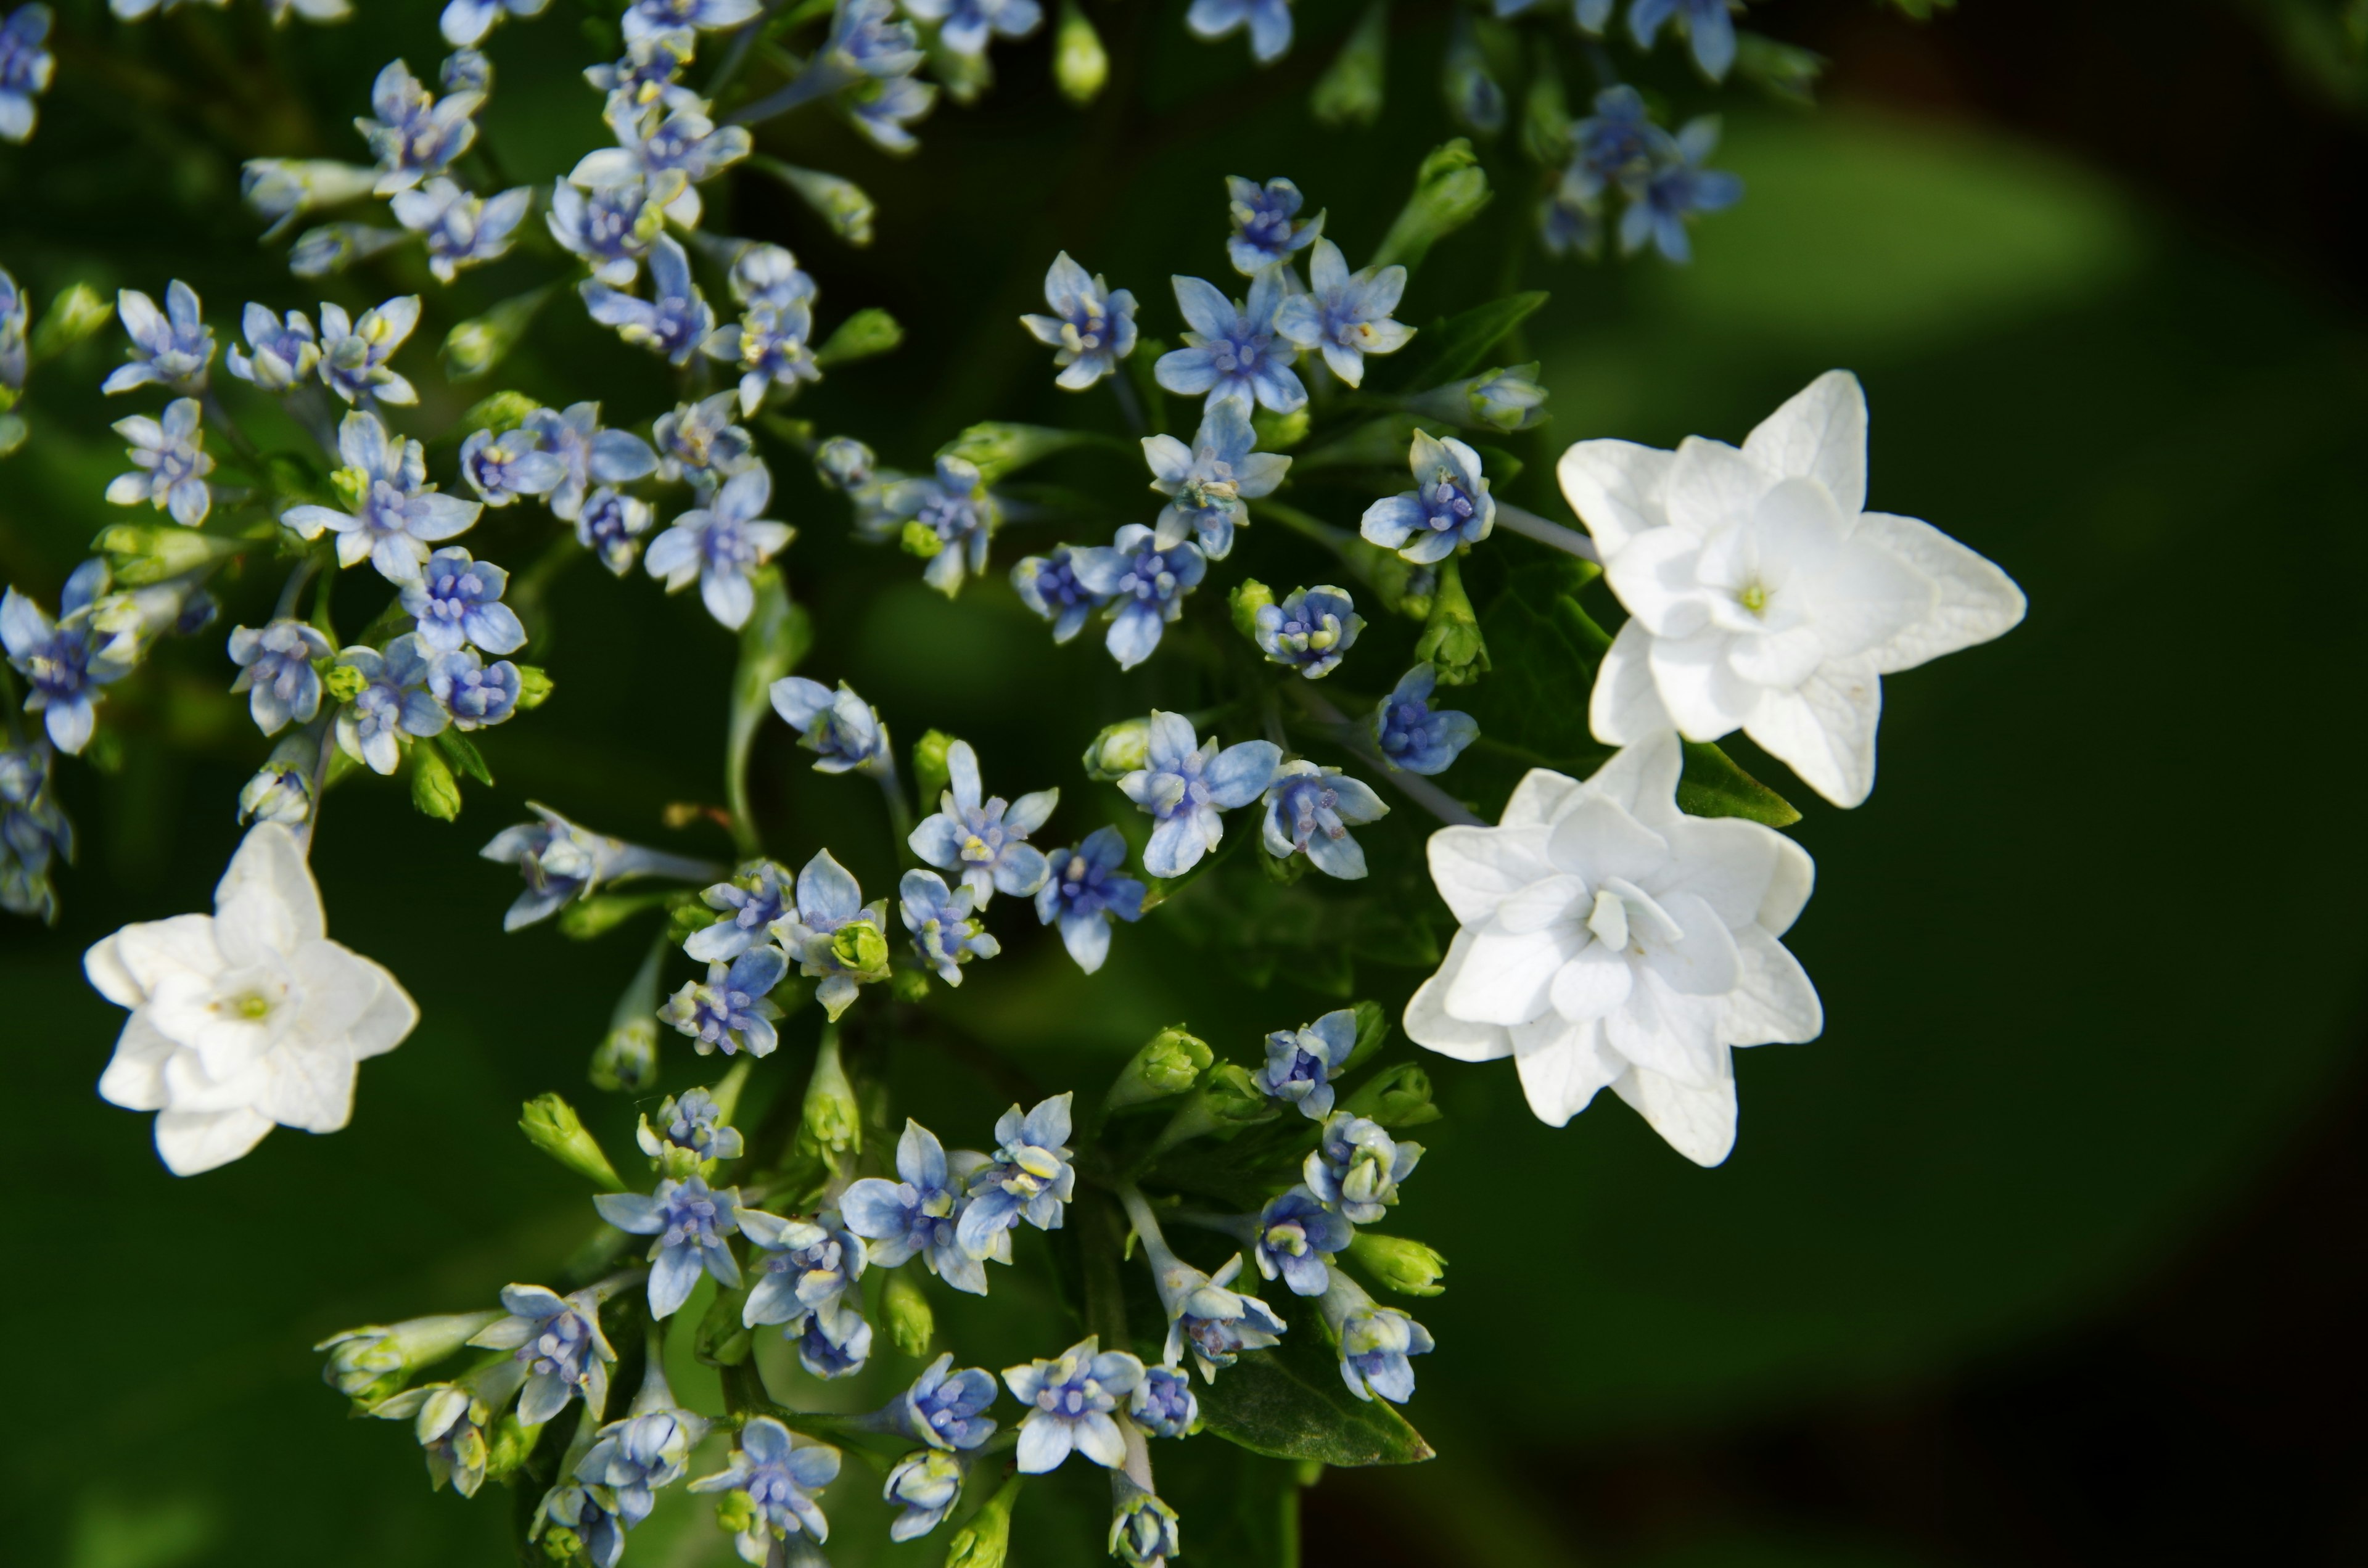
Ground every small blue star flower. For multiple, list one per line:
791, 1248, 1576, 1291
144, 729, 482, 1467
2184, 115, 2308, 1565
282, 411, 480, 583
1001, 1337, 1142, 1473
1224, 176, 1322, 274
1141, 401, 1289, 559
577, 488, 655, 575
1261, 759, 1388, 879
1156, 1250, 1285, 1379
441, 0, 546, 47
1254, 584, 1362, 678
357, 59, 482, 196
729, 244, 816, 313
226, 304, 319, 390
445, 49, 495, 94
1630, 0, 1740, 81
1155, 269, 1305, 419
1260, 1009, 1359, 1120
480, 803, 630, 929
769, 849, 892, 1019
1129, 1364, 1196, 1439
1274, 239, 1413, 388
1253, 1184, 1351, 1295
402, 549, 527, 657
885, 454, 997, 596
1, 743, 73, 919
739, 1207, 870, 1376
318, 295, 424, 405
459, 425, 569, 510
1619, 117, 1743, 265
468, 1283, 617, 1426
1539, 173, 1603, 260
578, 88, 750, 228
548, 178, 664, 289
0, 6, 55, 145
372, 1361, 522, 1497
1568, 85, 1656, 202
1011, 548, 1111, 643
623, 0, 759, 46
1117, 710, 1280, 879
657, 946, 789, 1057
1068, 523, 1206, 671
1360, 430, 1495, 565
704, 298, 820, 416
586, 27, 694, 97
903, 0, 1038, 55
1305, 1111, 1421, 1224
576, 1393, 709, 1535
822, 0, 925, 78
644, 462, 794, 630
685, 860, 793, 963
1371, 664, 1478, 774
1111, 1487, 1182, 1568
848, 72, 936, 152
522, 401, 659, 522
958, 1093, 1077, 1257
332, 634, 447, 774
535, 1484, 625, 1568
1021, 252, 1138, 392
889, 1352, 1000, 1450
1, 560, 134, 755
908, 739, 1056, 906
104, 281, 214, 395
428, 647, 522, 730
597, 1173, 745, 1318
1032, 826, 1145, 975
638, 1085, 747, 1162
899, 869, 1000, 988
0, 268, 23, 392
105, 398, 215, 527
768, 677, 889, 774
843, 1119, 994, 1294
1319, 1273, 1433, 1403
689, 1418, 839, 1561
654, 392, 757, 487
884, 1450, 963, 1542
1188, 0, 1293, 65
390, 178, 534, 284
583, 234, 715, 367
226, 619, 333, 735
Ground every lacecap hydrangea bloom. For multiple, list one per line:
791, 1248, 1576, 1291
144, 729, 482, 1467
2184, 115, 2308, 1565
1143, 401, 1288, 560
1021, 251, 1137, 391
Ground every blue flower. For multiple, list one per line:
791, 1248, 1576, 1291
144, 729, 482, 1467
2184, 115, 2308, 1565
583, 234, 715, 366
548, 178, 664, 288
332, 634, 446, 774
623, 0, 759, 46
1155, 269, 1304, 419
104, 281, 214, 395
890, 1352, 1000, 1450
1630, 0, 1738, 81
1371, 664, 1477, 774
768, 676, 889, 774
522, 401, 659, 522
1141, 401, 1288, 560
638, 1086, 747, 1162
1111, 1487, 1182, 1568
1360, 430, 1494, 565
577, 88, 750, 229
1254, 584, 1362, 678
769, 848, 892, 1019
1261, 760, 1388, 879
644, 463, 794, 630
535, 1484, 625, 1568
739, 1207, 871, 1376
729, 244, 817, 312
576, 1398, 709, 1532
1260, 1009, 1358, 1120
1576, 0, 1613, 28
1188, 0, 1293, 64
704, 299, 820, 417
577, 488, 656, 575
104, 398, 215, 527
1568, 84, 1656, 202
684, 860, 792, 963
1274, 239, 1412, 388
237, 757, 313, 826
468, 1283, 617, 1426
428, 647, 522, 729
586, 28, 694, 97
390, 178, 534, 284
1002, 1337, 1142, 1472
226, 304, 319, 390
1117, 711, 1280, 879
372, 1361, 524, 1497
1304, 1111, 1421, 1224
1252, 1185, 1352, 1296
903, 0, 1038, 55
288, 224, 412, 281
1011, 548, 1111, 643
1033, 826, 1145, 975
401, 548, 526, 657
815, 437, 874, 491
1068, 523, 1206, 671
459, 425, 568, 510
884, 1450, 963, 1542
1128, 1364, 1196, 1439
1, 565, 136, 754
0, 6, 54, 144
357, 59, 482, 195
688, 1416, 840, 1561
654, 392, 757, 486
658, 945, 789, 1057
1154, 1250, 1285, 1379
1619, 117, 1743, 265
1318, 1273, 1433, 1403
226, 619, 332, 735
1021, 252, 1138, 392
0, 268, 23, 392
958, 1093, 1076, 1257
1539, 172, 1603, 261
318, 295, 424, 404
283, 413, 479, 583
908, 739, 1056, 906
596, 1173, 745, 1318
441, 0, 546, 47
480, 803, 631, 929
1223, 175, 1321, 274
843, 1119, 995, 1294
848, 72, 937, 152
0, 742, 72, 919
898, 869, 1000, 988
822, 0, 926, 78
884, 454, 997, 596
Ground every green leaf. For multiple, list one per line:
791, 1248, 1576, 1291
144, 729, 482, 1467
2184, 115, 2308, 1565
1198, 1297, 1434, 1466
1679, 741, 1800, 827
434, 730, 495, 786
1405, 291, 1548, 387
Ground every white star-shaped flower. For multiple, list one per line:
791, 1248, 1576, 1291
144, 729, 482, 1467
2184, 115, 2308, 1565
84, 823, 418, 1175
1404, 731, 1821, 1165
1558, 370, 2025, 808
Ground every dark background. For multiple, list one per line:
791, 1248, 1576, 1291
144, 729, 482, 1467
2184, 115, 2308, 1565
2, 2, 2365, 1566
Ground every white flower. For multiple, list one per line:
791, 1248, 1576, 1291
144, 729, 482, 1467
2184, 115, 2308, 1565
1403, 732, 1820, 1165
1557, 370, 2025, 808
84, 823, 418, 1175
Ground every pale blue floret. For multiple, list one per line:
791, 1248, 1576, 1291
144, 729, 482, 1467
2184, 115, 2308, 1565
459, 425, 569, 509
333, 634, 446, 774
771, 852, 892, 1019
623, 0, 760, 46
1154, 269, 1305, 419
1318, 1272, 1433, 1403
898, 869, 1000, 988
1, 560, 135, 754
282, 411, 480, 582
688, 1417, 839, 1563
1, 743, 75, 920
287, 224, 412, 281
885, 455, 997, 596
238, 750, 314, 827
1010, 548, 1109, 642
441, 0, 546, 47
441, 50, 495, 96
1067, 523, 1205, 671
1261, 759, 1388, 879
1621, 118, 1743, 265
1259, 1009, 1358, 1120
537, 1482, 628, 1568
1188, 0, 1293, 64
958, 1093, 1076, 1257
583, 235, 715, 367
578, 488, 655, 574
739, 1207, 871, 1377
644, 463, 793, 629
1117, 710, 1280, 879
577, 87, 750, 228
908, 739, 1056, 906
884, 1450, 963, 1542
468, 1283, 617, 1426
548, 178, 663, 289
1111, 1490, 1182, 1568
769, 677, 889, 774
226, 305, 319, 390
1252, 1184, 1350, 1295
849, 73, 937, 152
104, 281, 214, 395
1032, 826, 1145, 975
704, 299, 819, 416
1128, 1364, 1196, 1439
686, 860, 793, 963
1001, 1337, 1142, 1473
1371, 664, 1478, 775
903, 0, 1038, 55
427, 647, 522, 729
1157, 1250, 1285, 1379
1359, 430, 1494, 565
1630, 0, 1738, 81
898, 1354, 1000, 1450
823, 0, 926, 77
1273, 238, 1413, 388
356, 59, 482, 196
658, 946, 789, 1057
104, 399, 215, 527
402, 549, 527, 656
842, 1119, 995, 1295
480, 803, 646, 929
390, 178, 534, 284
1545, 85, 1654, 255
639, 1086, 747, 1162
1304, 1111, 1421, 1224
730, 244, 816, 311
585, 28, 694, 97
1141, 401, 1288, 559
523, 402, 659, 522
318, 296, 424, 405
0, 268, 23, 392
654, 392, 757, 486
596, 1174, 745, 1318
575, 1393, 709, 1538
1224, 176, 1321, 274
1021, 252, 1137, 391
1254, 585, 1362, 678
226, 619, 333, 735
0, 6, 55, 145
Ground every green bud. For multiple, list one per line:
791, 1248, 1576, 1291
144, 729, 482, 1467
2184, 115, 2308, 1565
1054, 0, 1109, 103
936, 421, 1091, 484
1733, 33, 1826, 109
590, 1014, 659, 1094
514, 665, 554, 710
945, 1477, 1021, 1568
1521, 55, 1573, 168
1080, 716, 1151, 781
1347, 1233, 1447, 1297
0, 413, 23, 459
755, 159, 874, 246
1252, 406, 1309, 451
1372, 140, 1493, 271
89, 523, 249, 588
931, 36, 993, 104
314, 1310, 503, 1408
483, 1411, 541, 1485
1413, 556, 1489, 685
28, 284, 114, 362
814, 307, 903, 368
460, 390, 543, 435
409, 744, 462, 821
560, 893, 666, 942
913, 729, 957, 804
540, 1525, 586, 1566
800, 1028, 861, 1158
329, 465, 371, 512
1339, 1061, 1442, 1128
891, 966, 931, 1002
443, 287, 553, 383
323, 662, 369, 704
664, 895, 715, 951
1108, 1025, 1214, 1111
1260, 845, 1307, 885
1228, 578, 1275, 642
883, 1268, 934, 1357
900, 519, 945, 559
830, 921, 889, 976
1312, 1, 1388, 128
715, 1489, 760, 1540
519, 1093, 627, 1189
1202, 1062, 1275, 1125
1342, 999, 1390, 1072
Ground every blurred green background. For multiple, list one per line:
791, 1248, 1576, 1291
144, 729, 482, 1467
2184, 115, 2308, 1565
4, 1, 2366, 1565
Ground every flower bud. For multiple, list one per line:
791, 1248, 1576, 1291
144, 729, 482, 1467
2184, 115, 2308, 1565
0, 413, 22, 457
813, 307, 902, 368
514, 665, 554, 710
410, 744, 463, 821
815, 437, 874, 491
1251, 406, 1308, 451
289, 223, 410, 279
1107, 1025, 1213, 1111
891, 966, 931, 1002
1413, 559, 1489, 685
1055, 0, 1109, 104
590, 1014, 659, 1094
519, 1093, 627, 1189
1201, 1062, 1275, 1125
900, 519, 945, 559
762, 161, 875, 247
443, 287, 553, 384
1108, 1485, 1182, 1568
315, 1310, 502, 1408
1372, 139, 1492, 271
1521, 62, 1574, 168
937, 421, 1084, 483
1347, 1233, 1448, 1297
1080, 716, 1151, 781
240, 158, 379, 226
945, 1477, 1020, 1568
1338, 1062, 1441, 1128
323, 660, 369, 704
461, 390, 542, 435
912, 729, 956, 803
1312, 1, 1387, 128
239, 753, 314, 826
800, 1029, 861, 1158
329, 464, 371, 513
483, 1410, 541, 1486
89, 522, 248, 588
1228, 578, 1275, 642
28, 284, 113, 365
1343, 998, 1390, 1072
1443, 17, 1505, 137
882, 1267, 934, 1357
831, 920, 889, 975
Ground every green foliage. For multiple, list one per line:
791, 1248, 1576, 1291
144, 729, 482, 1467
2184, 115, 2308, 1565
1198, 1295, 1435, 1466
1404, 292, 1550, 388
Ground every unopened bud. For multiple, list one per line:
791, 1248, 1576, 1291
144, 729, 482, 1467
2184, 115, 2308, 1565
945, 1478, 1019, 1568
590, 1016, 659, 1094
1228, 578, 1275, 642
937, 421, 1083, 483
1521, 62, 1574, 168
759, 160, 874, 247
289, 223, 410, 279
514, 665, 554, 710
91, 522, 248, 588
1338, 1061, 1441, 1128
520, 1093, 627, 1189
239, 753, 314, 826
814, 436, 874, 491
323, 660, 369, 704
461, 390, 542, 435
813, 307, 902, 368
240, 158, 379, 226
1413, 559, 1489, 685
1343, 998, 1390, 1072
1372, 140, 1492, 271
1311, 1, 1387, 128
900, 519, 944, 559
29, 283, 115, 361
314, 1310, 502, 1408
1055, 0, 1108, 104
883, 1267, 934, 1357
411, 745, 462, 821
800, 1029, 861, 1158
913, 729, 956, 804
1347, 1233, 1448, 1296
1108, 1025, 1213, 1111
443, 288, 552, 384
1080, 716, 1151, 781
830, 921, 888, 975
1443, 17, 1506, 137
483, 1411, 541, 1485
1252, 406, 1308, 451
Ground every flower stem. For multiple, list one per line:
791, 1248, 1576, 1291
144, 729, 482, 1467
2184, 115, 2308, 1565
1286, 684, 1483, 828
1492, 501, 1598, 563
725, 570, 810, 859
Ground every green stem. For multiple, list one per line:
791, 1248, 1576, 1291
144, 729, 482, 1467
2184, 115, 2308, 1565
1080, 1190, 1133, 1350
725, 570, 810, 859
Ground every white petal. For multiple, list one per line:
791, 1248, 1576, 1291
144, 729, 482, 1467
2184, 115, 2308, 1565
1555, 438, 1674, 560
258, 1034, 360, 1133
1510, 1015, 1621, 1127
1722, 926, 1823, 1046
154, 1107, 276, 1175
97, 1013, 182, 1110
1604, 967, 1727, 1088
1444, 925, 1582, 1027
1603, 523, 1712, 640
1741, 653, 1881, 808
1653, 816, 1785, 929
1610, 1061, 1738, 1167
1741, 369, 1867, 517
97, 915, 224, 1004
1548, 944, 1632, 1021
1851, 511, 2027, 675
1495, 873, 1589, 935
1640, 890, 1741, 998
1646, 626, 1762, 742
1403, 934, 1513, 1062
1498, 768, 1584, 830
342, 958, 421, 1060
1588, 618, 1674, 749
213, 823, 326, 966
1544, 794, 1669, 888
1798, 532, 1936, 663
1664, 437, 1775, 540
290, 938, 378, 1043
1581, 728, 1685, 827
1424, 824, 1553, 927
